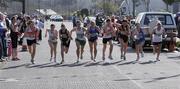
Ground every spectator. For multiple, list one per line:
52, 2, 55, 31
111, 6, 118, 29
72, 15, 77, 27
95, 15, 103, 28
144, 16, 150, 25
83, 16, 90, 27
10, 16, 21, 61
0, 13, 7, 62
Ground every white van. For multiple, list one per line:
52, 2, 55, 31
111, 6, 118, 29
130, 12, 177, 50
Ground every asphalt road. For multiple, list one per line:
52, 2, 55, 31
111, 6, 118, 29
0, 21, 180, 89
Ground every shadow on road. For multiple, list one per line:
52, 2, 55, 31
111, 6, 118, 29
144, 74, 180, 83
1, 60, 160, 69
84, 61, 101, 67
168, 56, 180, 60
26, 63, 52, 68
117, 61, 135, 66
102, 60, 125, 66
139, 60, 157, 65
54, 62, 89, 68
2, 64, 30, 70
114, 78, 141, 82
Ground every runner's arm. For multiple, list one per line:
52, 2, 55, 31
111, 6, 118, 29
45, 29, 48, 37
35, 28, 39, 40
162, 28, 167, 38
67, 30, 72, 40
70, 27, 76, 39
55, 30, 58, 39
85, 27, 90, 36
126, 25, 130, 35
111, 26, 116, 36
96, 26, 100, 34
59, 30, 61, 39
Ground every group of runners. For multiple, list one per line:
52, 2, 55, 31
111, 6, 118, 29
45, 15, 166, 64
0, 12, 166, 64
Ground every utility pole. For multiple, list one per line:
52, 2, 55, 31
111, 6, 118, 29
132, 0, 136, 18
22, 0, 25, 14
146, 0, 150, 12
38, 0, 40, 15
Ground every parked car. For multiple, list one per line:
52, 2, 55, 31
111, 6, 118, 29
50, 15, 63, 22
130, 12, 177, 51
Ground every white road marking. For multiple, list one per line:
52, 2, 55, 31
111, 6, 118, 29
112, 65, 144, 89
0, 78, 19, 82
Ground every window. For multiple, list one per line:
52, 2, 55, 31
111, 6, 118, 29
143, 14, 174, 25
166, 15, 173, 25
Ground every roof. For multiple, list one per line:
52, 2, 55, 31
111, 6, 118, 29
139, 12, 173, 15
36, 9, 57, 15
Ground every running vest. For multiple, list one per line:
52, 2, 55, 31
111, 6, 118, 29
59, 29, 69, 39
48, 30, 57, 42
120, 25, 128, 35
135, 29, 145, 42
103, 26, 112, 38
76, 27, 85, 40
152, 27, 164, 42
26, 27, 37, 40
89, 26, 98, 38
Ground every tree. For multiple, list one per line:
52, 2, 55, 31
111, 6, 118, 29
81, 8, 89, 17
163, 0, 175, 11
0, 0, 8, 11
96, 1, 119, 16
3, 0, 25, 13
11, 0, 25, 14
10, 0, 25, 14
132, 0, 141, 18
141, 0, 150, 11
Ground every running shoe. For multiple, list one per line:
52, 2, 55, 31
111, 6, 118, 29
102, 57, 105, 61
0, 59, 4, 62
93, 59, 96, 62
156, 58, 160, 61
80, 55, 83, 60
123, 56, 126, 60
108, 55, 113, 60
54, 58, 57, 63
76, 60, 80, 64
16, 58, 20, 60
141, 52, 144, 58
50, 57, 53, 62
136, 56, 140, 61
12, 58, 18, 61
60, 60, 64, 64
91, 56, 94, 61
31, 59, 35, 64
121, 55, 123, 59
